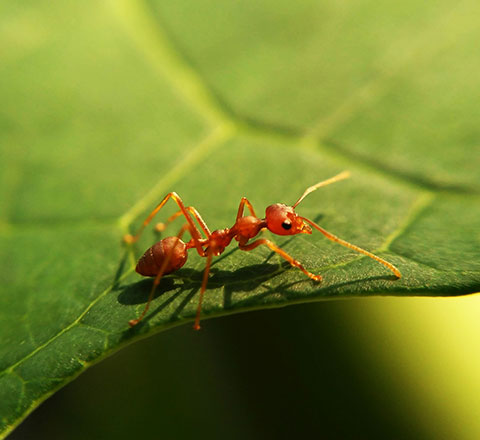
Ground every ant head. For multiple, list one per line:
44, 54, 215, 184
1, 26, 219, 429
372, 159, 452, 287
264, 172, 350, 236
264, 204, 312, 236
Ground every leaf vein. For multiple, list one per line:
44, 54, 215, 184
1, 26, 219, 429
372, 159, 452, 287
109, 0, 231, 126
307, 1, 477, 139
0, 268, 133, 378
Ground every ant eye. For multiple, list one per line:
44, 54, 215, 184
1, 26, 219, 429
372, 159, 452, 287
281, 220, 292, 230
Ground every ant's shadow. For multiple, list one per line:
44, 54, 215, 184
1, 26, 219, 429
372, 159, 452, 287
115, 214, 396, 327
117, 261, 283, 306
116, 261, 287, 328
116, 265, 394, 330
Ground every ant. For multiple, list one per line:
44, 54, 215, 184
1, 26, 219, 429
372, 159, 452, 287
124, 171, 401, 330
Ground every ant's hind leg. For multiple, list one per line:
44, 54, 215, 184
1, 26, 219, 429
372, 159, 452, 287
156, 206, 211, 238
193, 250, 213, 331
236, 197, 258, 220
239, 239, 322, 282
123, 192, 203, 245
129, 225, 189, 327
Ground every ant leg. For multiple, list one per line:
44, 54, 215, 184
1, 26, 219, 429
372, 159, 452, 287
236, 197, 258, 220
123, 192, 205, 256
239, 239, 322, 282
301, 217, 401, 278
157, 206, 211, 238
193, 249, 213, 331
129, 224, 190, 327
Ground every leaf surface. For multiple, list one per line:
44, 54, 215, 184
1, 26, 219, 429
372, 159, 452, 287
1, 0, 479, 436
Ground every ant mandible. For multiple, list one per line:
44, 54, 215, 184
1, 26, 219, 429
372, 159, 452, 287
124, 171, 401, 330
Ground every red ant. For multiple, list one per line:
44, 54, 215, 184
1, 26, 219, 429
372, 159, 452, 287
124, 171, 401, 330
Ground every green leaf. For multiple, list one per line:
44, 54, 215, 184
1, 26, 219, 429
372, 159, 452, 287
1, 0, 479, 436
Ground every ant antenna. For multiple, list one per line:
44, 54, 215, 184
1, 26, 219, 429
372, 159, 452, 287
293, 171, 350, 208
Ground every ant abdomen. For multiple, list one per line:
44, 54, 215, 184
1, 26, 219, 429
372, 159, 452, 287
135, 236, 188, 277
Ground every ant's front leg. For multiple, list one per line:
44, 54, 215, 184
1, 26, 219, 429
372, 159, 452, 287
301, 217, 401, 278
239, 239, 322, 282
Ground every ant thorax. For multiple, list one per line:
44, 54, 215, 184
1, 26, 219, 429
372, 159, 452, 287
231, 216, 266, 241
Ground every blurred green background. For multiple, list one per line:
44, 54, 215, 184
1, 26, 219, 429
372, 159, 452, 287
2, 0, 480, 438
10, 296, 480, 439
